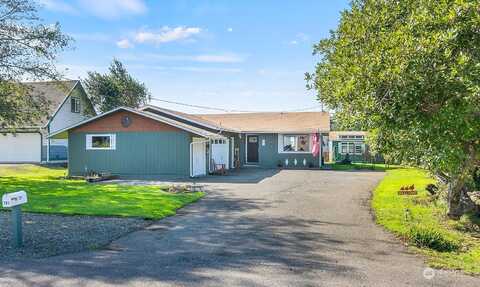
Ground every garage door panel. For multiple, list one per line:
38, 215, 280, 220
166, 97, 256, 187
0, 133, 41, 163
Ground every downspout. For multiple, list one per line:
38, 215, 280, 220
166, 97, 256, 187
46, 125, 50, 163
38, 130, 43, 164
189, 142, 193, 178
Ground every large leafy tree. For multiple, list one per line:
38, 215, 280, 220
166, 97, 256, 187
308, 0, 480, 218
0, 0, 72, 128
84, 59, 150, 113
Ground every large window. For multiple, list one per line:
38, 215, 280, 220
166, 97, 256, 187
86, 134, 116, 150
282, 135, 310, 153
340, 142, 363, 155
71, 97, 80, 113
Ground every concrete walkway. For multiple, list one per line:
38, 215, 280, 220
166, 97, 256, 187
0, 169, 479, 286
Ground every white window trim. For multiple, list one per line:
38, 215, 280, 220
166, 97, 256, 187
277, 134, 312, 154
86, 134, 116, 150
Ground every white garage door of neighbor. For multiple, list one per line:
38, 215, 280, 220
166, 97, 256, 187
0, 133, 41, 163
191, 141, 207, 177
211, 139, 229, 169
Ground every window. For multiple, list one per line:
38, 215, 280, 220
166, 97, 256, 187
282, 135, 310, 153
86, 134, 116, 150
355, 144, 363, 154
71, 97, 80, 113
340, 142, 363, 155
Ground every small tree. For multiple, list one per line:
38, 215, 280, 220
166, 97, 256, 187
307, 0, 480, 218
84, 59, 150, 113
0, 0, 72, 128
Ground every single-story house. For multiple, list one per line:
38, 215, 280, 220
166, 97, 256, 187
0, 80, 96, 163
49, 105, 330, 178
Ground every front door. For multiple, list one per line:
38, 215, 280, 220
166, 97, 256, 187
246, 135, 259, 163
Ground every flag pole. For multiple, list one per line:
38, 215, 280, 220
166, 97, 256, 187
318, 128, 322, 168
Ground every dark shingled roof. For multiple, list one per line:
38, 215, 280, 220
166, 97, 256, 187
22, 80, 78, 126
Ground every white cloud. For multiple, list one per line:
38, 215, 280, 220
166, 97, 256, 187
296, 32, 309, 41
134, 26, 201, 45
69, 32, 113, 42
118, 52, 247, 64
37, 0, 76, 13
227, 27, 233, 32
78, 0, 147, 19
194, 54, 243, 63
170, 66, 242, 73
116, 39, 134, 49
289, 32, 310, 45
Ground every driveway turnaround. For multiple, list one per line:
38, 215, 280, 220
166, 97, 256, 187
0, 169, 479, 287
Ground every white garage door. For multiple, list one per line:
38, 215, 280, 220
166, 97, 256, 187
0, 133, 41, 163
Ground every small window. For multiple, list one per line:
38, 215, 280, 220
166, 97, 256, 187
355, 144, 363, 154
282, 135, 310, 152
340, 142, 356, 154
71, 97, 80, 113
86, 134, 116, 150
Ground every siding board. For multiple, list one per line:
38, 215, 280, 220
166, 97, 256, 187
68, 131, 191, 177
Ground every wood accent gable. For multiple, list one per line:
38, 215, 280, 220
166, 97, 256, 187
72, 111, 183, 133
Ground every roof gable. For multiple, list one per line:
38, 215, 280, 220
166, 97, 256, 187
22, 80, 79, 126
49, 107, 226, 139
72, 110, 182, 133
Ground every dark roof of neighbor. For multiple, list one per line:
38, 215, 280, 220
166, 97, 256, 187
22, 80, 79, 126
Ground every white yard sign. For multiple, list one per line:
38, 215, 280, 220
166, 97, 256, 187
2, 191, 28, 208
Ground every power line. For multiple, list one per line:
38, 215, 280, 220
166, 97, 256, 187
150, 98, 253, 113
150, 97, 324, 113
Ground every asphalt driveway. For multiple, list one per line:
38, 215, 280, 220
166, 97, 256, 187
1, 169, 479, 286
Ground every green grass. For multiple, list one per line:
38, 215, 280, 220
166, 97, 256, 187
0, 165, 204, 219
372, 167, 480, 274
324, 162, 392, 171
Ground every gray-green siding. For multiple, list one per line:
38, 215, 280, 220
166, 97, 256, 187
68, 131, 191, 177
239, 133, 321, 168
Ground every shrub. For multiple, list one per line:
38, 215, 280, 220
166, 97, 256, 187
407, 225, 460, 252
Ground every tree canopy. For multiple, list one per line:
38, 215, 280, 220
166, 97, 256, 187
0, 0, 72, 128
84, 59, 150, 113
308, 0, 480, 217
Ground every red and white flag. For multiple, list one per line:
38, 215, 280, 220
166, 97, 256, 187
311, 133, 320, 157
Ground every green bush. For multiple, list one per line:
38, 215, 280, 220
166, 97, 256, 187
407, 225, 460, 252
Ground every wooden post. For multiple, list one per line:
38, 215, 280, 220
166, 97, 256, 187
318, 129, 323, 168
11, 205, 23, 248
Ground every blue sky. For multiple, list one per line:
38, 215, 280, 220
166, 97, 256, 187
38, 0, 350, 113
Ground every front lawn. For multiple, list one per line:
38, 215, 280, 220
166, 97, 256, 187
0, 165, 203, 219
372, 167, 480, 274
324, 162, 390, 171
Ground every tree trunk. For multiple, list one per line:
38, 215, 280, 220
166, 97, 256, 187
447, 179, 476, 219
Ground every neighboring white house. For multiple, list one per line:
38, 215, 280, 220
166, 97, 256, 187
0, 80, 96, 163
